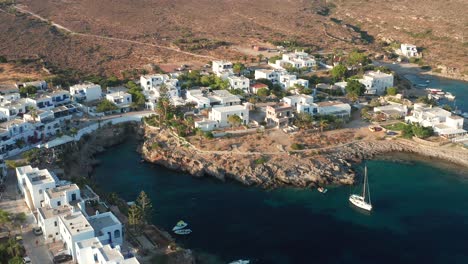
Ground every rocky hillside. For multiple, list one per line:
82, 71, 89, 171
0, 0, 466, 78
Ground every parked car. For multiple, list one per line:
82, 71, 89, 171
53, 254, 72, 263
32, 227, 43, 236
23, 256, 31, 264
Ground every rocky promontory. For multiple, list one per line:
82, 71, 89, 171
141, 126, 468, 188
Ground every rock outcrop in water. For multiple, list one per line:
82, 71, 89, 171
141, 127, 468, 188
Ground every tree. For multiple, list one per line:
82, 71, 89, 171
136, 191, 152, 224
331, 64, 347, 81
126, 81, 146, 109
345, 79, 365, 101
228, 114, 242, 127
412, 124, 433, 139
8, 256, 23, 264
257, 54, 264, 64
346, 50, 370, 69
127, 204, 141, 230
156, 85, 174, 125
294, 112, 314, 129
26, 106, 38, 122
386, 87, 398, 96
19, 85, 37, 98
268, 55, 282, 64
416, 96, 437, 106
0, 56, 7, 63
255, 78, 273, 89
257, 88, 270, 99
319, 119, 329, 133
233, 63, 245, 75
96, 100, 118, 113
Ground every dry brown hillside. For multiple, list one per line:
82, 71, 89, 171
0, 0, 466, 77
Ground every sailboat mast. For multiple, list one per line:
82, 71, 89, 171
362, 165, 367, 198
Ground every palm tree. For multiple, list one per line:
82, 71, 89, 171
257, 54, 264, 65
319, 119, 329, 133
27, 106, 38, 122
6, 239, 22, 257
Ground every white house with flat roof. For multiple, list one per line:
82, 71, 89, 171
358, 71, 394, 95
49, 90, 71, 106
208, 90, 241, 107
0, 99, 27, 121
255, 69, 282, 84
26, 94, 54, 110
88, 212, 123, 246
227, 76, 250, 92
70, 83, 103, 103
59, 211, 96, 259
76, 237, 139, 264
16, 166, 58, 211
316, 101, 351, 118
212, 61, 234, 78
271, 51, 316, 70
186, 89, 211, 109
283, 95, 316, 115
405, 104, 466, 137
0, 120, 35, 156
16, 80, 48, 90
194, 119, 219, 131
209, 104, 249, 127
255, 69, 307, 89
106, 92, 132, 110
374, 104, 408, 119
401, 44, 419, 57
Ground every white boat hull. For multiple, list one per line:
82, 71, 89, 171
174, 229, 192, 235
349, 195, 372, 211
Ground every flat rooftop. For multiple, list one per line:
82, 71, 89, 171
26, 169, 55, 185
38, 205, 72, 219
61, 212, 93, 236
46, 184, 79, 199
316, 101, 347, 107
88, 212, 120, 234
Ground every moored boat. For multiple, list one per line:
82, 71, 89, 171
229, 260, 250, 264
174, 229, 192, 235
445, 92, 455, 100
317, 187, 328, 194
172, 220, 188, 231
349, 165, 372, 211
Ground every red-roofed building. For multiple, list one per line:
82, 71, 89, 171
250, 83, 269, 94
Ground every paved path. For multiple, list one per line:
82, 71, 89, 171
13, 5, 218, 60
0, 171, 53, 264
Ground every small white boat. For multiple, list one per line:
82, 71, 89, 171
174, 229, 192, 235
349, 165, 372, 211
462, 113, 468, 119
229, 260, 250, 264
317, 187, 328, 194
445, 92, 455, 100
172, 220, 188, 231
425, 80, 430, 83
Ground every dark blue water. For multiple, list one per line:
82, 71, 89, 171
93, 139, 468, 264
404, 74, 468, 112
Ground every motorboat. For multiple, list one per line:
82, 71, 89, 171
349, 165, 372, 211
174, 229, 192, 235
317, 187, 328, 194
172, 220, 188, 231
445, 92, 455, 100
229, 260, 250, 264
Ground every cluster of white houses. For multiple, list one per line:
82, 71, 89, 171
16, 165, 139, 264
405, 103, 466, 138
0, 82, 134, 157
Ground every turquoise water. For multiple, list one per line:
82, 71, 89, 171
404, 74, 468, 112
93, 139, 468, 264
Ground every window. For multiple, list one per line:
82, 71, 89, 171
57, 201, 61, 206
114, 229, 121, 238
54, 221, 57, 227
39, 189, 43, 194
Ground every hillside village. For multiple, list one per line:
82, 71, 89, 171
0, 46, 467, 264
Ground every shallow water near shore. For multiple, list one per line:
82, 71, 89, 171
93, 138, 468, 264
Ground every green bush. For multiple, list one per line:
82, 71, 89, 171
254, 157, 268, 165
291, 143, 304, 150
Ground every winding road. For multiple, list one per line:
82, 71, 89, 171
13, 5, 218, 60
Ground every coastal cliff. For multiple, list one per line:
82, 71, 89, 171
141, 127, 468, 188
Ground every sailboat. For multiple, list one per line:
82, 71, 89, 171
349, 165, 372, 211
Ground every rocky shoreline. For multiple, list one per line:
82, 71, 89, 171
141, 127, 468, 188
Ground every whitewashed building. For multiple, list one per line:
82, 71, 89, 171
49, 90, 71, 106
16, 80, 48, 90
106, 92, 132, 111
401, 44, 419, 57
374, 103, 408, 119
358, 71, 394, 95
255, 69, 282, 84
316, 101, 351, 118
255, 69, 308, 89
70, 83, 103, 103
0, 120, 35, 156
16, 166, 58, 211
76, 237, 139, 264
26, 94, 55, 110
283, 95, 316, 115
271, 51, 316, 70
405, 104, 466, 137
212, 61, 234, 78
227, 76, 250, 92
186, 89, 211, 109
209, 104, 249, 127
0, 99, 27, 121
